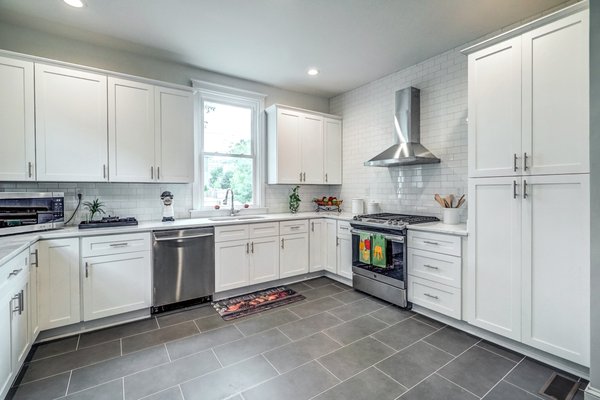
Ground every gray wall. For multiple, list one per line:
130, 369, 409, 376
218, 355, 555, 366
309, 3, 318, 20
0, 21, 330, 112
589, 0, 599, 392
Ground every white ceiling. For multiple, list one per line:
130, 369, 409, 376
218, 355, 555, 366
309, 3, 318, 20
0, 0, 569, 97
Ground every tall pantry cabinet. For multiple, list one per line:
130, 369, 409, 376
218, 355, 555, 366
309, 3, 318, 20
465, 8, 590, 366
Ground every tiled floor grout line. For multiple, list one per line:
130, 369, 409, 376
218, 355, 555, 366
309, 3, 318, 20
155, 315, 161, 329
474, 343, 527, 364
211, 348, 224, 368
434, 372, 483, 399
320, 330, 345, 347
122, 377, 125, 400
64, 370, 73, 397
120, 338, 123, 356
480, 357, 525, 399
260, 353, 282, 375
409, 315, 447, 330
373, 365, 410, 391
503, 379, 547, 400
178, 384, 185, 400
274, 326, 294, 342
421, 339, 462, 358
75, 334, 81, 351
164, 343, 172, 362
369, 335, 400, 353
62, 377, 125, 398
367, 312, 394, 326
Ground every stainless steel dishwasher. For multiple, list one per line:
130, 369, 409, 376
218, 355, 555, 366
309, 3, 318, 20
152, 227, 215, 313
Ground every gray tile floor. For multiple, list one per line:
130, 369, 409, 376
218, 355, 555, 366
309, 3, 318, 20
8, 277, 588, 400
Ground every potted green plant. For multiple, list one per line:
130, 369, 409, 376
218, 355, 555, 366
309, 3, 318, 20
83, 198, 106, 221
289, 186, 301, 213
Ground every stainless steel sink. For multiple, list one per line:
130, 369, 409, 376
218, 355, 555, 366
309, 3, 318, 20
208, 215, 266, 222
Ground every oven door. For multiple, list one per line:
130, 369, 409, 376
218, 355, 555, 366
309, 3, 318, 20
351, 228, 407, 289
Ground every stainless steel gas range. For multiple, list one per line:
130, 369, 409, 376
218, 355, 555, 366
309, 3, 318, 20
350, 213, 439, 308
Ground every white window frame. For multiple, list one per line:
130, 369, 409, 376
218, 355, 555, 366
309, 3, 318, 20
192, 80, 266, 210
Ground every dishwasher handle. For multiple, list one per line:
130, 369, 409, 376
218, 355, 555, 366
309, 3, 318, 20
154, 232, 214, 242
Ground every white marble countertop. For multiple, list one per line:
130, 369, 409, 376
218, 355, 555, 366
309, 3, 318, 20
0, 211, 467, 266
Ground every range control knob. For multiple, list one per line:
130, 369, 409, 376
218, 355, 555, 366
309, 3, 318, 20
387, 220, 393, 225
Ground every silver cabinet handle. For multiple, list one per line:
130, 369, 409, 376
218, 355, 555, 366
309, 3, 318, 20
11, 294, 20, 314
513, 154, 518, 172
299, 172, 302, 182
85, 262, 89, 278
8, 268, 22, 278
513, 180, 518, 199
109, 243, 129, 248
28, 162, 32, 178
281, 238, 285, 249
290, 226, 300, 230
325, 173, 328, 183
154, 233, 214, 242
423, 240, 439, 245
311, 222, 314, 232
339, 226, 349, 231
246, 243, 249, 254
251, 242, 254, 254
523, 180, 528, 199
423, 293, 439, 300
303, 172, 306, 182
151, 166, 154, 179
103, 164, 107, 179
31, 249, 38, 268
523, 152, 529, 171
423, 264, 439, 270
336, 237, 340, 246
19, 290, 24, 314
157, 166, 160, 180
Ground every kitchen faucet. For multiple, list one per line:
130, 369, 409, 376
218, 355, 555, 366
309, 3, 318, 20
223, 189, 239, 216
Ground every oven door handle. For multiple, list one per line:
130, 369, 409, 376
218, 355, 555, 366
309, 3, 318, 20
350, 229, 405, 243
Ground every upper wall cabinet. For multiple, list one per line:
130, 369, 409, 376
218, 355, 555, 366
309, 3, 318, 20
0, 56, 35, 181
267, 105, 342, 185
467, 9, 589, 178
155, 87, 195, 183
35, 64, 109, 182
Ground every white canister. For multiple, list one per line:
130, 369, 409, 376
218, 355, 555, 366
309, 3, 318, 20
351, 199, 364, 215
443, 208, 460, 225
367, 201, 380, 214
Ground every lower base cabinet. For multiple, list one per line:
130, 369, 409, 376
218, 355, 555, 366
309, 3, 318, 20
249, 237, 280, 284
82, 252, 151, 321
28, 243, 39, 342
280, 233, 309, 278
215, 239, 250, 292
0, 289, 13, 398
309, 219, 337, 274
336, 222, 352, 280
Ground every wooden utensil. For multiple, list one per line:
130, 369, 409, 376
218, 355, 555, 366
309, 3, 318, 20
446, 194, 454, 208
434, 194, 446, 208
456, 194, 466, 208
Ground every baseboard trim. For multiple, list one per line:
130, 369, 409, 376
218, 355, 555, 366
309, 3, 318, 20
585, 385, 600, 400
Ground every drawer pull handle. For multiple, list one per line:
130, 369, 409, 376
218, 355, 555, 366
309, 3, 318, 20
251, 242, 254, 254
291, 226, 300, 230
28, 162, 33, 178
281, 238, 285, 249
85, 262, 89, 278
311, 222, 314, 232
109, 243, 129, 247
340, 226, 349, 231
423, 240, 439, 245
8, 268, 22, 278
11, 294, 20, 314
423, 293, 439, 300
246, 243, 250, 254
423, 264, 439, 270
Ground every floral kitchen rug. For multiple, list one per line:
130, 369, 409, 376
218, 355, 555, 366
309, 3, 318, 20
213, 286, 305, 320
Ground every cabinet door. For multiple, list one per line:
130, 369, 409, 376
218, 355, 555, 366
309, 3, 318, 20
521, 174, 589, 365
108, 78, 155, 182
309, 220, 324, 272
336, 233, 352, 280
300, 114, 324, 184
35, 64, 108, 182
522, 11, 589, 175
83, 252, 151, 321
29, 244, 39, 342
280, 234, 309, 278
0, 56, 35, 181
468, 38, 521, 178
155, 86, 194, 183
466, 177, 521, 340
324, 118, 342, 184
215, 240, 249, 292
0, 290, 13, 399
11, 273, 29, 370
38, 238, 80, 330
249, 237, 280, 284
272, 109, 302, 184
324, 220, 337, 274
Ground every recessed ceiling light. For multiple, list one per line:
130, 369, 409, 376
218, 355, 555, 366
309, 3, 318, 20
64, 0, 85, 8
307, 68, 319, 76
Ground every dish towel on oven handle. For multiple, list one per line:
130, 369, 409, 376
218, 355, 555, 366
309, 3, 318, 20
372, 234, 387, 268
359, 233, 371, 264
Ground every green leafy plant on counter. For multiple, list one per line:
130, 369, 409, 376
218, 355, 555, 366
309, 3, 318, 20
289, 186, 301, 213
83, 198, 106, 221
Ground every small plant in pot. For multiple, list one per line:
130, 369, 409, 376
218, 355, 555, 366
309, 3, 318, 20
289, 186, 301, 213
83, 198, 106, 221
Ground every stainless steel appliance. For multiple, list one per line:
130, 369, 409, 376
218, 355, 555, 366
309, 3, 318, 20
0, 192, 64, 236
351, 213, 439, 308
152, 227, 215, 313
79, 216, 138, 229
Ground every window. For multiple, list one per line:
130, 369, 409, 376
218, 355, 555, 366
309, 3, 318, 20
194, 81, 266, 209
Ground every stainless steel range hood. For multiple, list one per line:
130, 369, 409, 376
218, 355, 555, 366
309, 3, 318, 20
364, 87, 440, 167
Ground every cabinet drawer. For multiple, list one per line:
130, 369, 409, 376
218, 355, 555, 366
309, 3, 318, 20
280, 220, 308, 235
0, 249, 29, 290
408, 249, 461, 288
337, 221, 351, 236
248, 222, 279, 238
408, 276, 461, 319
408, 231, 461, 257
81, 233, 150, 257
215, 224, 249, 242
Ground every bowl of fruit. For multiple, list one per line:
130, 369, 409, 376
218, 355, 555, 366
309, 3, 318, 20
313, 196, 343, 212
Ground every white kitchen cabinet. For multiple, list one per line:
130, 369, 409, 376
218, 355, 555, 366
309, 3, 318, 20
155, 86, 195, 183
336, 222, 352, 280
267, 105, 342, 185
324, 118, 342, 184
467, 10, 589, 178
249, 237, 280, 285
309, 219, 325, 272
215, 239, 250, 292
466, 177, 522, 341
38, 238, 81, 330
0, 56, 35, 181
108, 77, 156, 182
0, 289, 13, 399
521, 11, 589, 175
10, 270, 29, 371
29, 243, 39, 342
35, 63, 108, 182
280, 233, 309, 278
324, 220, 338, 274
521, 174, 589, 365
